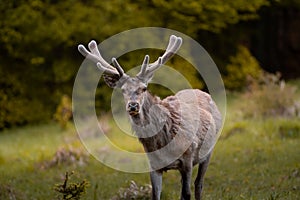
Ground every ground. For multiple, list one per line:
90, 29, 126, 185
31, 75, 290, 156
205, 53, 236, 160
0, 96, 299, 200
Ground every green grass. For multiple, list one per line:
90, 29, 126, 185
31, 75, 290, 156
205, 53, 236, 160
0, 114, 299, 199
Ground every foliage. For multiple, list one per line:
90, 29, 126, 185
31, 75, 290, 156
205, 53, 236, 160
0, 67, 51, 129
0, 0, 270, 128
147, 0, 269, 33
53, 171, 89, 200
54, 95, 72, 129
112, 180, 152, 200
224, 45, 262, 91
239, 72, 299, 118
277, 0, 300, 8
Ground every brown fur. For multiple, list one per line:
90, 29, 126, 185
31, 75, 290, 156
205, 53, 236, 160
131, 89, 221, 172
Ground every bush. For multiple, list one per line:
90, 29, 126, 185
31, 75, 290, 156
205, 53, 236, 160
54, 95, 72, 129
0, 68, 53, 129
0, 94, 52, 130
239, 72, 299, 118
53, 171, 89, 200
38, 146, 88, 170
112, 181, 152, 200
224, 45, 262, 91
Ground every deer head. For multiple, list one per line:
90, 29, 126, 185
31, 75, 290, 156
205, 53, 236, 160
78, 35, 182, 116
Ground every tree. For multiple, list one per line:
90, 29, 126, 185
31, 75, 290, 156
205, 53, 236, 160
0, 0, 270, 128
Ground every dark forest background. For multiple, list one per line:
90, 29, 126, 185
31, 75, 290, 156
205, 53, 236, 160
0, 0, 299, 129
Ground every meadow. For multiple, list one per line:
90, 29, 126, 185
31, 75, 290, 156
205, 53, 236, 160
0, 92, 299, 200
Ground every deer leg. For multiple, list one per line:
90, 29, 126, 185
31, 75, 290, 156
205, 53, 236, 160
194, 153, 211, 200
150, 170, 162, 200
179, 159, 193, 200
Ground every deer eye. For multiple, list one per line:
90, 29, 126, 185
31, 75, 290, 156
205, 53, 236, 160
135, 87, 146, 95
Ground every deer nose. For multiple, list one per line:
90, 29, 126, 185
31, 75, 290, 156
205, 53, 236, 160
128, 102, 139, 111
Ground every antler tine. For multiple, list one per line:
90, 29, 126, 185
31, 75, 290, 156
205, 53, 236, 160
112, 57, 124, 76
140, 55, 150, 76
147, 57, 162, 72
146, 35, 182, 72
96, 62, 119, 74
160, 35, 182, 64
165, 35, 177, 52
137, 35, 182, 82
88, 40, 101, 58
78, 41, 125, 76
88, 40, 116, 71
78, 44, 101, 64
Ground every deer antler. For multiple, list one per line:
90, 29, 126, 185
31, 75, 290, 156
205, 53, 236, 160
78, 40, 129, 87
137, 35, 183, 83
78, 40, 124, 77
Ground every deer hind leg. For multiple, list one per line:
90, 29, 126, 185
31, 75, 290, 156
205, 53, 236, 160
194, 153, 211, 200
150, 171, 162, 200
179, 158, 193, 200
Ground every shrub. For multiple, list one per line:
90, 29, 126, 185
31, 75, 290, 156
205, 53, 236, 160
38, 146, 88, 170
224, 45, 262, 91
54, 95, 72, 129
112, 181, 152, 200
239, 72, 299, 118
0, 89, 51, 130
53, 171, 89, 200
0, 67, 54, 129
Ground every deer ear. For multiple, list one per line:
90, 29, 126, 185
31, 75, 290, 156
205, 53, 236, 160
103, 74, 120, 88
103, 74, 129, 88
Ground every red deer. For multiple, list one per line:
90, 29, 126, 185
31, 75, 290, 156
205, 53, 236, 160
78, 35, 222, 200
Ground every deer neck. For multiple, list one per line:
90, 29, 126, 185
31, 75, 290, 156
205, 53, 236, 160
130, 91, 161, 127
130, 92, 176, 153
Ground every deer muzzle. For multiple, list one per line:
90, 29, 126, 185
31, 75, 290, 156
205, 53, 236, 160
127, 102, 140, 116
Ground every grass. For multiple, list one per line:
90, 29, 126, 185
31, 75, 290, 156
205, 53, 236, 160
0, 105, 299, 199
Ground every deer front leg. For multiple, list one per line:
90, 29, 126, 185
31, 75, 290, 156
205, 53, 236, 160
194, 153, 211, 200
150, 170, 162, 200
179, 160, 193, 200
